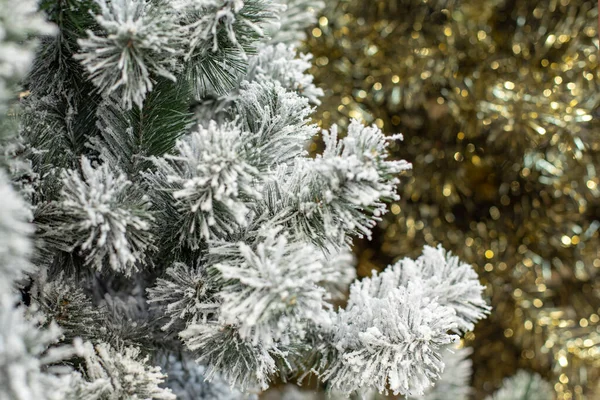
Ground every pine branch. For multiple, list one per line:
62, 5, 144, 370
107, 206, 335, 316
0, 171, 34, 292
76, 0, 183, 110
214, 229, 330, 346
369, 245, 490, 333
180, 322, 282, 391
410, 345, 473, 400
36, 157, 156, 275
322, 280, 459, 397
145, 120, 261, 250
92, 78, 194, 176
30, 0, 97, 96
287, 120, 411, 247
235, 80, 317, 172
69, 341, 175, 399
266, 0, 325, 44
246, 44, 324, 105
0, 295, 80, 400
20, 90, 100, 181
180, 0, 282, 97
148, 261, 220, 333
0, 0, 55, 115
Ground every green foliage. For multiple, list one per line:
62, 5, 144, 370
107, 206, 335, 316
93, 79, 194, 176
20, 91, 99, 178
33, 0, 99, 95
182, 0, 281, 97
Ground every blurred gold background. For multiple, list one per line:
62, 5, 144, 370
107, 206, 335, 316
303, 0, 600, 398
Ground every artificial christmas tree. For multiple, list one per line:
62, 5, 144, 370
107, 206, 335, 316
1, 0, 489, 398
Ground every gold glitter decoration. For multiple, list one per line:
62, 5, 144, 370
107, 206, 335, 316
305, 0, 600, 398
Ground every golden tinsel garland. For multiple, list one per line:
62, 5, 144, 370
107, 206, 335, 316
304, 0, 600, 398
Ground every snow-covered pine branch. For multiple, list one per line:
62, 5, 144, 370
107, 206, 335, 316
179, 322, 283, 391
66, 341, 175, 400
0, 0, 55, 115
266, 0, 325, 44
0, 295, 80, 400
322, 275, 460, 397
145, 121, 260, 248
147, 261, 220, 332
0, 171, 34, 292
369, 245, 490, 333
76, 0, 182, 109
215, 229, 330, 346
288, 120, 412, 246
235, 80, 317, 170
37, 157, 155, 275
31, 274, 104, 343
177, 0, 281, 97
246, 44, 324, 104
195, 42, 323, 124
